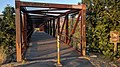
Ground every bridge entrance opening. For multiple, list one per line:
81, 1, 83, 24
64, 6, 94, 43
15, 0, 86, 63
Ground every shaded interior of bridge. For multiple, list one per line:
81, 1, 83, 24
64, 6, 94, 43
12, 31, 94, 67
26, 31, 80, 61
15, 0, 86, 64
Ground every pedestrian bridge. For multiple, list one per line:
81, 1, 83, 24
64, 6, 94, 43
14, 0, 89, 66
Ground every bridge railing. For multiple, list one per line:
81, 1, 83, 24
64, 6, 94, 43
60, 34, 82, 54
21, 29, 34, 58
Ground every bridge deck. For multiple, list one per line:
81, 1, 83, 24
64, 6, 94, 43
2, 31, 94, 67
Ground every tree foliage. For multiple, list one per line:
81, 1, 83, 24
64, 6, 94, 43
83, 0, 120, 59
0, 5, 15, 63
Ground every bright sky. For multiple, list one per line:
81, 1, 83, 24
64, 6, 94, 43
0, 0, 81, 13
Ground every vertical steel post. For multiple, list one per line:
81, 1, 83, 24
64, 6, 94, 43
45, 22, 47, 33
53, 19, 55, 37
51, 20, 53, 36
114, 42, 117, 53
48, 21, 50, 34
56, 18, 62, 66
22, 13, 27, 50
48, 21, 49, 34
24, 13, 27, 47
57, 18, 60, 35
15, 0, 22, 62
50, 20, 52, 35
65, 15, 69, 44
57, 35, 61, 65
46, 21, 48, 33
80, 14, 82, 55
81, 4, 86, 56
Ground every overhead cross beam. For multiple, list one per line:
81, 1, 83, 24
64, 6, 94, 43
26, 8, 68, 12
20, 1, 82, 10
28, 14, 58, 21
58, 10, 79, 17
26, 11, 65, 14
29, 14, 58, 18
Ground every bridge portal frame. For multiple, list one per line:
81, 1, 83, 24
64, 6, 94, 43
15, 0, 86, 62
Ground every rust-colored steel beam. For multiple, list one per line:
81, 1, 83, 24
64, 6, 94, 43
53, 19, 56, 37
57, 17, 60, 35
15, 0, 22, 62
65, 15, 69, 44
27, 11, 65, 14
51, 20, 53, 36
80, 15, 82, 55
26, 8, 67, 12
50, 20, 52, 35
44, 22, 47, 33
24, 13, 28, 46
22, 13, 27, 51
60, 17, 66, 34
29, 15, 57, 18
28, 15, 58, 21
48, 21, 50, 34
29, 13, 58, 18
46, 21, 48, 33
47, 21, 49, 34
81, 4, 86, 56
20, 1, 82, 9
59, 10, 79, 17
28, 17, 53, 20
67, 11, 81, 46
49, 21, 51, 35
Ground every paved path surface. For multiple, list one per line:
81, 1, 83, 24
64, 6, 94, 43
2, 31, 94, 67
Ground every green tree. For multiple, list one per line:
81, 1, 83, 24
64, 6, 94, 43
0, 5, 15, 63
83, 0, 120, 59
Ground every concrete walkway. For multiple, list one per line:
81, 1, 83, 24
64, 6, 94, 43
2, 31, 94, 67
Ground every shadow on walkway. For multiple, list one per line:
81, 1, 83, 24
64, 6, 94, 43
12, 31, 94, 67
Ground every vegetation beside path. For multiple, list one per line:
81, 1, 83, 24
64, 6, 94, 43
0, 5, 15, 64
83, 0, 120, 60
